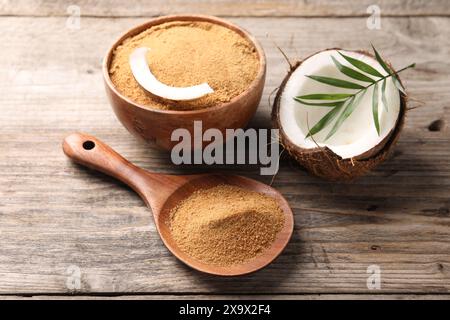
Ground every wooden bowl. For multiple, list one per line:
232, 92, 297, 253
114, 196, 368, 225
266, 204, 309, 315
103, 15, 266, 150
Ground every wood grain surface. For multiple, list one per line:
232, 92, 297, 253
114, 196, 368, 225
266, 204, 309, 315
1, 0, 450, 17
0, 0, 449, 298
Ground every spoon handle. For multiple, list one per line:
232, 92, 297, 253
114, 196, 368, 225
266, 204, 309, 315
62, 132, 161, 200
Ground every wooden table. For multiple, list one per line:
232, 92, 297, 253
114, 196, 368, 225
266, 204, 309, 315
1, 0, 449, 299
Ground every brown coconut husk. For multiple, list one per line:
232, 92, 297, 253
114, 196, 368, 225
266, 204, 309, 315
272, 49, 407, 181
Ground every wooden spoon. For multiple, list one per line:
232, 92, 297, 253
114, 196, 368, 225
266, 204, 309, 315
63, 132, 294, 276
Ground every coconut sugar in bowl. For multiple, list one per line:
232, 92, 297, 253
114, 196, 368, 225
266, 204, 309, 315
103, 15, 266, 150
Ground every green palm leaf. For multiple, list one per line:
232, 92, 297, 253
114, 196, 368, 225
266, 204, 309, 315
331, 56, 375, 83
393, 64, 415, 94
325, 96, 355, 140
296, 46, 414, 139
371, 44, 391, 74
325, 91, 366, 140
306, 103, 344, 138
306, 75, 365, 89
372, 44, 407, 94
293, 97, 337, 107
338, 52, 384, 78
392, 76, 406, 94
372, 83, 380, 135
381, 79, 388, 112
296, 93, 353, 100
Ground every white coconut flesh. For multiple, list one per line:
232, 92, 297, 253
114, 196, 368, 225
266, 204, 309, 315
279, 49, 400, 159
129, 47, 214, 101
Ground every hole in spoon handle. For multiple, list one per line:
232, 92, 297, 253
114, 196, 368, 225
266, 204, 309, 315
82, 140, 95, 150
62, 132, 146, 190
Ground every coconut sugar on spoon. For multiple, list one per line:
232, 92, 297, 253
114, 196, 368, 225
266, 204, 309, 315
169, 185, 285, 267
109, 21, 260, 110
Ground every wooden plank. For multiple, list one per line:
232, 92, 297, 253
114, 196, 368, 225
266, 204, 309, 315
0, 16, 449, 294
0, 17, 448, 131
1, 294, 450, 300
1, 0, 450, 17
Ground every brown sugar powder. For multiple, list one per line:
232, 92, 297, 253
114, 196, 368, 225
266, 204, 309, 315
109, 21, 260, 111
169, 185, 285, 266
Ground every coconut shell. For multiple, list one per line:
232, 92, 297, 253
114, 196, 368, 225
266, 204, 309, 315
272, 49, 407, 181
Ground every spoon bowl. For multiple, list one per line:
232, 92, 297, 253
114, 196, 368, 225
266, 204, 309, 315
63, 132, 294, 276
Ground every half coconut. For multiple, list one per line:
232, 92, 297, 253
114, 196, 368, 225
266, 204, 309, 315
272, 49, 407, 180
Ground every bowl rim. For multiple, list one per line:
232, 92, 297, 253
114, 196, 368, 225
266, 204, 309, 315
102, 14, 267, 115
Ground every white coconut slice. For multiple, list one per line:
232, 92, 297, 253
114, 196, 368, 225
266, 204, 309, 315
278, 49, 400, 159
129, 47, 214, 101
